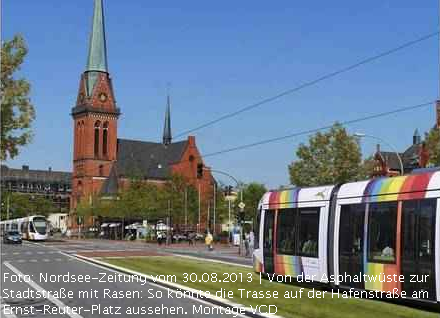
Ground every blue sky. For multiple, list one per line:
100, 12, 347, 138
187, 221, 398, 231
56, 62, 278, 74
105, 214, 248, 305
3, 0, 439, 188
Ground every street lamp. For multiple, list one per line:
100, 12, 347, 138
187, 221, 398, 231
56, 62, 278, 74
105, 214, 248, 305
354, 132, 404, 176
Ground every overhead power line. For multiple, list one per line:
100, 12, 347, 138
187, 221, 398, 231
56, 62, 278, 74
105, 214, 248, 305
175, 31, 439, 138
199, 100, 435, 159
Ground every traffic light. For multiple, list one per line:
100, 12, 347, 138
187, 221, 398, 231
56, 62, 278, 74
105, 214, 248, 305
224, 185, 233, 196
197, 163, 204, 179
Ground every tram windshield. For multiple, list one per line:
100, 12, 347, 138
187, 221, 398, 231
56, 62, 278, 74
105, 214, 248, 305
32, 217, 47, 235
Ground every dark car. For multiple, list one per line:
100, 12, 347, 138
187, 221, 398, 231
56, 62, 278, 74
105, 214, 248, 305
3, 231, 22, 244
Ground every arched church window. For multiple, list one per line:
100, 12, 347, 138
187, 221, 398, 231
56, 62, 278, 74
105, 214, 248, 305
76, 122, 81, 156
80, 121, 85, 157
94, 121, 101, 157
103, 122, 108, 156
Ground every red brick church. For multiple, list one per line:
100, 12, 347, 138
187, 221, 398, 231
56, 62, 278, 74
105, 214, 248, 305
70, 0, 214, 226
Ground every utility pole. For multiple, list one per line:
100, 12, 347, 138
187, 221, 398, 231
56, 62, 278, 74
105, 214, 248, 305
167, 199, 171, 245
213, 182, 216, 236
207, 201, 211, 233
6, 194, 10, 220
228, 199, 231, 245
184, 187, 188, 229
198, 183, 201, 233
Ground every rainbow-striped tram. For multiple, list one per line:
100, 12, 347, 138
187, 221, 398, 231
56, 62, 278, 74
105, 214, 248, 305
0, 215, 48, 241
253, 170, 440, 308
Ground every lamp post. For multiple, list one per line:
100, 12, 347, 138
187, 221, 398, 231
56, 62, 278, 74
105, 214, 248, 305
354, 132, 404, 176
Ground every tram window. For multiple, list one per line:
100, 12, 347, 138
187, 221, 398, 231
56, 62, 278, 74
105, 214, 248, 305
277, 209, 296, 255
419, 199, 436, 261
254, 209, 261, 249
298, 208, 320, 258
368, 202, 397, 263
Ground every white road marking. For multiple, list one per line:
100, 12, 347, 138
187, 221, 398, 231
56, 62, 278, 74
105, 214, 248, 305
62, 252, 252, 318
29, 259, 37, 263
43, 259, 50, 262
55, 258, 63, 262
3, 262, 83, 318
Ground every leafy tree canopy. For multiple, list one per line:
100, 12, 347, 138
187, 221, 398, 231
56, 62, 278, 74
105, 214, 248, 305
425, 127, 440, 166
1, 35, 35, 160
288, 123, 364, 187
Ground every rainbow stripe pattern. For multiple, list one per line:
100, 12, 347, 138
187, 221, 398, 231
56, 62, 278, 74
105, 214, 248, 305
364, 263, 400, 292
274, 255, 303, 277
253, 256, 263, 273
362, 173, 434, 202
268, 188, 300, 208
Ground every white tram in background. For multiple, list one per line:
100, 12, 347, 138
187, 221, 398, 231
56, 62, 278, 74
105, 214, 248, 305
253, 169, 440, 308
0, 215, 48, 241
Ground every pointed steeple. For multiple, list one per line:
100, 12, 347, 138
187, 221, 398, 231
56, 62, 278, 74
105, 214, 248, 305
413, 128, 421, 145
163, 95, 172, 145
87, 0, 108, 72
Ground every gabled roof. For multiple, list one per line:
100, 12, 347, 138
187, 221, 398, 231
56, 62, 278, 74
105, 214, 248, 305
115, 138, 188, 180
379, 143, 421, 172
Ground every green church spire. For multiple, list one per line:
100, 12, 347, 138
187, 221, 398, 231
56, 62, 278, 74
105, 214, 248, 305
86, 0, 108, 72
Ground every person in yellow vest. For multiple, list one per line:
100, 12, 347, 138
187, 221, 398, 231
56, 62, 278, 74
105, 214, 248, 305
205, 231, 213, 251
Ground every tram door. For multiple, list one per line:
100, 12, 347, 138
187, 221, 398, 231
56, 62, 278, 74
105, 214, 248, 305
401, 199, 436, 300
263, 210, 275, 273
339, 204, 365, 289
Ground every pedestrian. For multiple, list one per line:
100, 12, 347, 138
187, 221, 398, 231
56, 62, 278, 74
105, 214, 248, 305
205, 231, 213, 251
244, 232, 250, 256
188, 232, 196, 246
157, 232, 163, 246
249, 230, 255, 253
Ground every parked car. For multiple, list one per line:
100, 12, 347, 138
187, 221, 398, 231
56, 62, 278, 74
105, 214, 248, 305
3, 231, 22, 244
173, 233, 187, 242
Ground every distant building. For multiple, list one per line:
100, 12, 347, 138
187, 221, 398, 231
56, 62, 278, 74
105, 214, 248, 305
372, 102, 439, 177
0, 165, 71, 213
71, 0, 215, 228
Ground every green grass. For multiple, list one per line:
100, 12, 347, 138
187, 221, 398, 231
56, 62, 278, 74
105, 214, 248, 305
104, 257, 438, 318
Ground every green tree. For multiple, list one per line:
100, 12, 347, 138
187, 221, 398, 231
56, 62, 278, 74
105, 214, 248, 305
288, 123, 363, 187
1, 192, 56, 219
240, 182, 267, 220
425, 128, 440, 166
1, 35, 36, 160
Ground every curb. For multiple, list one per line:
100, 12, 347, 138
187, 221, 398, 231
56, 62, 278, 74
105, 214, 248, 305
72, 253, 282, 318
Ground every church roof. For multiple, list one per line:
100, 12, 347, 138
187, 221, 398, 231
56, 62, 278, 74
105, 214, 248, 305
115, 139, 188, 180
100, 164, 118, 196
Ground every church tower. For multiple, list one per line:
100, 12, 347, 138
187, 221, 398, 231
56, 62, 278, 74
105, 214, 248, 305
71, 0, 120, 209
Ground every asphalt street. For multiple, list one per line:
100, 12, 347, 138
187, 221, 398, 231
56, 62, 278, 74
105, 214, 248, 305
1, 240, 246, 318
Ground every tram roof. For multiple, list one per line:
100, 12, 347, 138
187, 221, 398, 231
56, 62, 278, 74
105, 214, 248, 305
337, 170, 440, 203
260, 171, 440, 208
260, 185, 335, 208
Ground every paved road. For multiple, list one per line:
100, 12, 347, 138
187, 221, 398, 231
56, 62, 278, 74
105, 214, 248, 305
38, 239, 253, 266
1, 241, 243, 317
